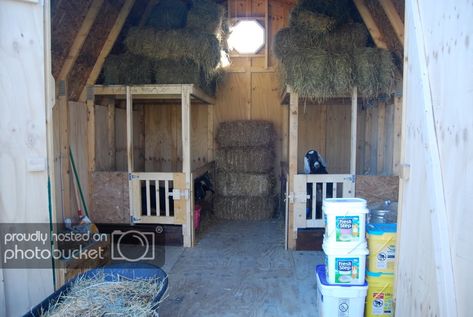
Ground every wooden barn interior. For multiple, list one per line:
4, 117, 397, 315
2, 0, 471, 316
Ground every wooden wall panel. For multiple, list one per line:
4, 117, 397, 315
325, 104, 351, 173
355, 175, 399, 204
145, 104, 182, 172
115, 107, 127, 171
297, 104, 326, 173
191, 104, 209, 170
94, 104, 109, 171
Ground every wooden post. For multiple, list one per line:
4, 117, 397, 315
86, 87, 95, 210
107, 99, 116, 170
377, 101, 386, 174
264, 0, 269, 69
353, 0, 389, 49
58, 80, 71, 222
379, 0, 404, 45
207, 104, 215, 162
392, 96, 402, 175
181, 85, 193, 247
126, 86, 133, 173
350, 86, 358, 175
288, 87, 299, 249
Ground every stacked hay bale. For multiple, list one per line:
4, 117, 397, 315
274, 0, 396, 100
102, 0, 228, 96
214, 121, 276, 220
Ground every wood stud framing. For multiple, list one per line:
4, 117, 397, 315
379, 0, 404, 45
353, 0, 389, 49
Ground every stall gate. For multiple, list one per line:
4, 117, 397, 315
128, 172, 190, 225
290, 174, 355, 230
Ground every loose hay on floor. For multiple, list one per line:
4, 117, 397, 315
214, 196, 275, 220
42, 272, 166, 317
215, 172, 274, 197
216, 121, 274, 148
216, 147, 274, 173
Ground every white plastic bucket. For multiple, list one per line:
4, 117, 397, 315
323, 198, 368, 248
316, 265, 368, 317
323, 240, 369, 285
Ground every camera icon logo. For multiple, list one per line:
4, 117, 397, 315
111, 230, 155, 262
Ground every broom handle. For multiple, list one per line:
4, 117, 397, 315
69, 147, 90, 217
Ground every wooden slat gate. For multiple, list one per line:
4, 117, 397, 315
290, 174, 355, 230
129, 172, 189, 225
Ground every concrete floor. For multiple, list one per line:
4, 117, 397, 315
159, 219, 324, 317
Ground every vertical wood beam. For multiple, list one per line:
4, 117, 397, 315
58, 0, 104, 80
86, 87, 96, 209
264, 0, 269, 69
350, 86, 358, 175
288, 87, 299, 249
79, 0, 135, 101
181, 85, 193, 247
392, 96, 402, 175
353, 0, 389, 49
126, 86, 133, 173
379, 0, 404, 45
377, 101, 386, 174
207, 104, 215, 162
106, 99, 116, 170
58, 80, 71, 222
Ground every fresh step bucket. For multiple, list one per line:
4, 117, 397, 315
323, 198, 368, 248
323, 240, 369, 285
367, 223, 397, 273
316, 265, 368, 317
365, 271, 394, 317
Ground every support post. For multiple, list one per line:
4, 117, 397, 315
106, 99, 116, 170
58, 80, 71, 222
86, 87, 95, 210
181, 85, 193, 247
207, 104, 215, 162
126, 86, 133, 173
288, 87, 299, 249
350, 86, 358, 175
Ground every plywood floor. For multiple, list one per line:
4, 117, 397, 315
159, 219, 324, 317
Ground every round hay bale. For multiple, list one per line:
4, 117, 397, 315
216, 147, 274, 173
214, 196, 275, 220
187, 0, 225, 34
216, 121, 274, 148
289, 8, 336, 34
146, 0, 188, 30
354, 48, 395, 98
102, 53, 154, 84
215, 172, 274, 197
125, 27, 221, 74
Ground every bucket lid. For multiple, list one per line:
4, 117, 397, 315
323, 198, 368, 213
316, 265, 368, 287
366, 271, 395, 278
367, 223, 397, 235
322, 240, 369, 255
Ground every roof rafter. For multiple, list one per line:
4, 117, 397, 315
379, 0, 404, 45
353, 0, 389, 49
79, 0, 136, 101
58, 0, 104, 80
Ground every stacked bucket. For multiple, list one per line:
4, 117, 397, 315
365, 202, 397, 317
316, 198, 369, 317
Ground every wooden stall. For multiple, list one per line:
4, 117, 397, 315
88, 84, 215, 247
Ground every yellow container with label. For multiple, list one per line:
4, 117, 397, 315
367, 223, 397, 273
365, 271, 394, 317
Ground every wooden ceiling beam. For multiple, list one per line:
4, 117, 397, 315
379, 0, 404, 45
353, 0, 389, 49
58, 0, 104, 80
79, 0, 135, 101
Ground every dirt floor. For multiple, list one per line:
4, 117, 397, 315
159, 218, 324, 317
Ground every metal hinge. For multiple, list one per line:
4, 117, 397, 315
170, 189, 189, 200
130, 215, 141, 224
286, 192, 310, 204
128, 173, 140, 181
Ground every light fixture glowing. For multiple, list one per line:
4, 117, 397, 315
227, 20, 265, 54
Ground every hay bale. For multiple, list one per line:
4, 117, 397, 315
297, 0, 356, 26
125, 27, 221, 73
146, 0, 188, 30
289, 8, 336, 34
154, 59, 201, 84
187, 0, 225, 34
274, 24, 368, 59
102, 53, 154, 84
215, 172, 274, 197
354, 48, 395, 98
214, 196, 275, 220
216, 147, 274, 173
216, 121, 274, 148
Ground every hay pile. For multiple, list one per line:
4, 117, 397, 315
214, 121, 276, 221
42, 272, 166, 317
102, 0, 227, 96
274, 0, 396, 100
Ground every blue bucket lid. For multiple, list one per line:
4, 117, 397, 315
367, 223, 397, 235
316, 265, 368, 287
